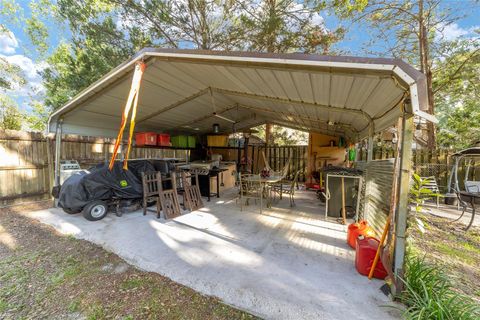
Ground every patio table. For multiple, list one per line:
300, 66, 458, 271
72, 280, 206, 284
245, 174, 283, 209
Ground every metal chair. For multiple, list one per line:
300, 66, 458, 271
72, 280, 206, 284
238, 173, 264, 213
271, 170, 301, 207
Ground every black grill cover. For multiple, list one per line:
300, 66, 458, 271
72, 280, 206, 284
58, 160, 155, 213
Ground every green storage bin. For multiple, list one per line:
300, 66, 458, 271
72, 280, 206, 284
171, 135, 188, 148
187, 136, 196, 148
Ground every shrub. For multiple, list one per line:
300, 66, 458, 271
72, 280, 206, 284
400, 256, 480, 319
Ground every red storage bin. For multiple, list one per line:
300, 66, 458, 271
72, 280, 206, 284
157, 133, 171, 146
355, 237, 388, 279
347, 220, 376, 249
135, 132, 157, 146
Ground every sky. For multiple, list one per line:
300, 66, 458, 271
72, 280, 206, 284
1, 0, 479, 112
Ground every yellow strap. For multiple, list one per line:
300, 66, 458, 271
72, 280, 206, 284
109, 61, 146, 170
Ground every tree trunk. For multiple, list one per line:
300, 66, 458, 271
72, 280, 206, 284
418, 0, 436, 149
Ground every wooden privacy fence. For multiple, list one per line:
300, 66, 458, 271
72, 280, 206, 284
0, 130, 189, 206
208, 145, 309, 181
359, 147, 480, 188
2, 128, 476, 206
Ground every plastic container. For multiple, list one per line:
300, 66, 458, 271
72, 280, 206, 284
347, 220, 376, 249
187, 136, 196, 148
207, 135, 228, 147
171, 135, 188, 148
135, 132, 157, 146
157, 133, 171, 146
355, 237, 388, 279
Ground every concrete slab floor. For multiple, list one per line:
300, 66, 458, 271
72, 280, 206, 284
27, 189, 401, 320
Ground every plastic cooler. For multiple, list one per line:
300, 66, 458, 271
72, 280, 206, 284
355, 237, 388, 279
157, 133, 171, 146
135, 132, 157, 146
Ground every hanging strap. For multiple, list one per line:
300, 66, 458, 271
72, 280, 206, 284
108, 61, 146, 170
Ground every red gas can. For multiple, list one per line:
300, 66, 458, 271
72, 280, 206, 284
355, 237, 388, 279
347, 220, 376, 249
135, 132, 157, 146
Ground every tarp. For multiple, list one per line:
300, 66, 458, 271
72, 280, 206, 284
58, 160, 155, 213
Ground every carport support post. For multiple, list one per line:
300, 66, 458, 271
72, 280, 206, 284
367, 125, 374, 162
54, 119, 63, 187
393, 113, 414, 293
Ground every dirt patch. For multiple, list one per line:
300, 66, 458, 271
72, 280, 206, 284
0, 201, 258, 319
409, 212, 480, 300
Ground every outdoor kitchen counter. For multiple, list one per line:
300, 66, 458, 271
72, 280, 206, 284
213, 162, 236, 194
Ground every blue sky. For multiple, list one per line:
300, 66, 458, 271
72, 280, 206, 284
1, 0, 479, 112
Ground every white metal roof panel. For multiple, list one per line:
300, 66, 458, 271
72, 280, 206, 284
49, 48, 432, 141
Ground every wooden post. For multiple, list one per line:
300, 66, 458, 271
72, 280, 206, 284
393, 113, 414, 293
265, 123, 272, 146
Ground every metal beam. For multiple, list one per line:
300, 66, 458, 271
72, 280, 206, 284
393, 113, 414, 292
271, 119, 349, 138
174, 104, 239, 129
136, 88, 210, 123
235, 103, 358, 136
211, 87, 374, 125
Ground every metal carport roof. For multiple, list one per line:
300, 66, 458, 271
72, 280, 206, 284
48, 48, 435, 141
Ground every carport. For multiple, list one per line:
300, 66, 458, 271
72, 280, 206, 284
47, 48, 435, 289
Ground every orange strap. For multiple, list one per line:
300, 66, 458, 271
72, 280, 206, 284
108, 61, 146, 170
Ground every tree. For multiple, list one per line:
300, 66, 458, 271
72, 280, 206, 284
350, 0, 474, 149
24, 101, 51, 131
254, 124, 308, 145
434, 33, 480, 148
0, 96, 23, 130
34, 0, 355, 111
236, 0, 345, 54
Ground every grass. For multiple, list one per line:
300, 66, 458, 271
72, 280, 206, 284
0, 202, 258, 319
407, 211, 480, 299
400, 255, 480, 320
402, 207, 480, 319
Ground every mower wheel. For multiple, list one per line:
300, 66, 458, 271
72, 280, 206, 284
82, 200, 108, 221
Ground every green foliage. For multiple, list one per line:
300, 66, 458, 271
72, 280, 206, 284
434, 34, 480, 149
409, 173, 440, 213
400, 256, 480, 320
0, 56, 26, 90
253, 124, 308, 146
24, 101, 50, 131
236, 0, 343, 54
0, 96, 23, 130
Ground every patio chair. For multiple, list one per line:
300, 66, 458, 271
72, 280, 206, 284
181, 171, 204, 211
158, 174, 182, 219
271, 170, 301, 207
238, 173, 264, 213
141, 171, 162, 218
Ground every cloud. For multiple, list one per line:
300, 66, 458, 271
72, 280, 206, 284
437, 23, 479, 41
1, 54, 47, 98
0, 31, 18, 54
